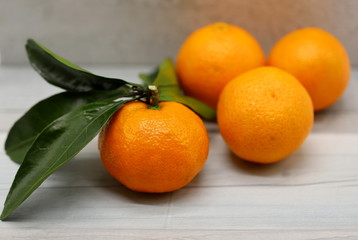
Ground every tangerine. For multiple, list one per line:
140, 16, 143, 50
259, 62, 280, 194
99, 101, 209, 193
217, 67, 314, 163
268, 27, 350, 111
177, 22, 265, 108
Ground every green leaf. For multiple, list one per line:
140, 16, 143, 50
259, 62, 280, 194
26, 39, 128, 91
5, 87, 132, 164
0, 99, 129, 220
152, 58, 216, 120
153, 59, 181, 96
139, 67, 159, 85
159, 93, 216, 120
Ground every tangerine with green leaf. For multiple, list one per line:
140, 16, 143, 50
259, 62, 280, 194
99, 87, 209, 193
1, 39, 212, 220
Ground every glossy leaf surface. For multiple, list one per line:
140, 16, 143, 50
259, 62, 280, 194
26, 39, 128, 91
5, 88, 131, 164
1, 99, 128, 220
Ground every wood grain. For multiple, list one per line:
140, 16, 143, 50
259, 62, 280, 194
1, 66, 357, 239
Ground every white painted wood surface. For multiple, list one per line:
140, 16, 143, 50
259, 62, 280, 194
0, 66, 358, 239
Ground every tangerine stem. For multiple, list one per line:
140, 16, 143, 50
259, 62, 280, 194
148, 85, 161, 110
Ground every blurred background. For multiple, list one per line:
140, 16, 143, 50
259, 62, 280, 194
0, 0, 357, 66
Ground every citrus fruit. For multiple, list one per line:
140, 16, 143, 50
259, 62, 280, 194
176, 22, 265, 108
268, 27, 350, 111
98, 101, 209, 193
217, 67, 314, 164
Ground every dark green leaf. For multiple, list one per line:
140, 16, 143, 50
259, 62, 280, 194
26, 39, 128, 91
5, 87, 132, 164
0, 99, 129, 220
153, 58, 216, 119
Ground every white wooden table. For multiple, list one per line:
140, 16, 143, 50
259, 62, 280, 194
1, 65, 358, 239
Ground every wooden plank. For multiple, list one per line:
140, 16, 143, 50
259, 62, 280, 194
1, 229, 358, 240
0, 184, 357, 230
